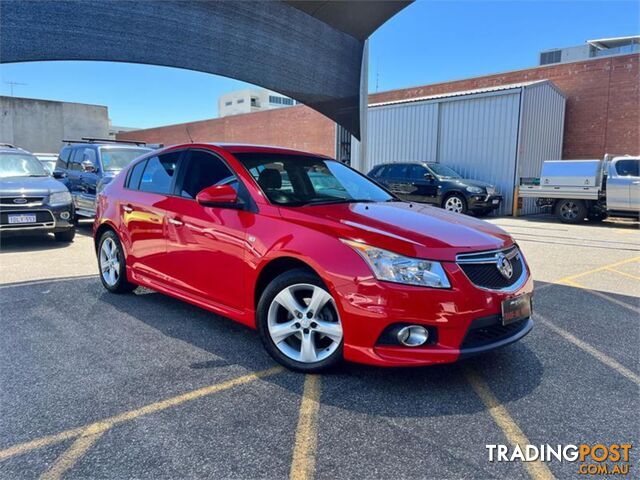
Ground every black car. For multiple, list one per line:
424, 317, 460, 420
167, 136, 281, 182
368, 162, 502, 215
0, 146, 75, 241
54, 139, 153, 219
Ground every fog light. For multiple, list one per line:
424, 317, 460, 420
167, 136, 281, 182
397, 325, 429, 347
60, 211, 70, 220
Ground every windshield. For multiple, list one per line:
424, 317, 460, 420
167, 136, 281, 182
235, 153, 393, 206
427, 163, 462, 179
100, 147, 150, 172
0, 153, 48, 178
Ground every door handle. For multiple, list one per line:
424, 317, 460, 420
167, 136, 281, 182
122, 205, 133, 213
168, 218, 184, 226
632, 181, 640, 185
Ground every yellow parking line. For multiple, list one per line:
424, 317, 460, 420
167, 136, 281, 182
606, 268, 640, 282
40, 422, 111, 480
537, 313, 640, 386
553, 256, 640, 285
464, 367, 555, 480
0, 366, 283, 462
563, 279, 640, 315
290, 375, 322, 480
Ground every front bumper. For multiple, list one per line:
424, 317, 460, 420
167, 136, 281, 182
0, 203, 74, 234
333, 260, 533, 367
467, 194, 503, 211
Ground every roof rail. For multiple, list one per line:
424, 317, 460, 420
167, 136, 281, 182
63, 137, 148, 146
0, 143, 17, 148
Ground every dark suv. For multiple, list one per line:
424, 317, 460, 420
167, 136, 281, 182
368, 162, 502, 215
54, 139, 152, 219
0, 145, 75, 241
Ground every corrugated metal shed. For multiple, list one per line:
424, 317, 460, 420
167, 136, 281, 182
353, 80, 566, 215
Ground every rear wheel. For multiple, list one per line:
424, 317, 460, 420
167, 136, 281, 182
443, 193, 467, 214
555, 199, 587, 224
98, 230, 136, 293
257, 269, 343, 372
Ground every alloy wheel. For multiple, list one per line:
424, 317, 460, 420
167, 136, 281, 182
445, 196, 464, 213
560, 201, 579, 220
267, 283, 343, 364
100, 237, 120, 287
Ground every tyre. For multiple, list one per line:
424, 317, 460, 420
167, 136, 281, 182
555, 199, 587, 224
442, 193, 467, 214
54, 228, 76, 243
97, 230, 136, 293
256, 269, 343, 372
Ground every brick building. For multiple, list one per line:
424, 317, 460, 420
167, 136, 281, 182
118, 54, 639, 160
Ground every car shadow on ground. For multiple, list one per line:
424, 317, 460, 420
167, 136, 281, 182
494, 213, 640, 230
96, 279, 545, 418
0, 220, 93, 253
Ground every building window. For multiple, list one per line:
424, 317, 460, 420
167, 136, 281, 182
237, 99, 244, 104
225, 101, 232, 106
540, 50, 561, 65
251, 97, 259, 107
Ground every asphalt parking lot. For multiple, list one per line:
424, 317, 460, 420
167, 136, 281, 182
1, 215, 638, 480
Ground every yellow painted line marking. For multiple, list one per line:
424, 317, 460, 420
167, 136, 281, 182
290, 375, 322, 480
464, 367, 555, 480
553, 256, 640, 285
537, 313, 640, 386
0, 366, 283, 462
562, 279, 640, 315
606, 268, 640, 282
40, 422, 111, 480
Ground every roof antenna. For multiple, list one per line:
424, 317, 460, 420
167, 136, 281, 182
185, 125, 194, 143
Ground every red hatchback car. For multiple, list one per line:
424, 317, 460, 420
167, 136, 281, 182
94, 144, 533, 372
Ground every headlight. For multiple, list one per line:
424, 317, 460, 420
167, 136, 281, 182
49, 191, 72, 205
342, 240, 450, 288
466, 186, 484, 194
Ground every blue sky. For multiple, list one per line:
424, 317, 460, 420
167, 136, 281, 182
1, 0, 638, 129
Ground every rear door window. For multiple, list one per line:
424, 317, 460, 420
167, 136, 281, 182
127, 160, 147, 190
386, 164, 408, 179
139, 152, 181, 195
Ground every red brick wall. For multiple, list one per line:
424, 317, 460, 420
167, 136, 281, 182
119, 54, 639, 160
118, 104, 336, 157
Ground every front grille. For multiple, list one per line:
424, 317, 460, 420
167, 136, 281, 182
0, 210, 55, 228
457, 245, 525, 291
0, 196, 44, 207
461, 316, 528, 349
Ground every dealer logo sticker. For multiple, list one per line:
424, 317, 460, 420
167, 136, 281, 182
496, 253, 513, 279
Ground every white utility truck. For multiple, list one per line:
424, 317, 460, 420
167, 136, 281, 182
519, 155, 639, 223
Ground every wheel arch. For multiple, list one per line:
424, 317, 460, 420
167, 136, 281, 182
254, 256, 324, 309
94, 221, 119, 252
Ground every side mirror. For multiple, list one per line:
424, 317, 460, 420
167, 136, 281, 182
81, 160, 97, 173
53, 171, 67, 179
424, 172, 435, 180
196, 184, 241, 208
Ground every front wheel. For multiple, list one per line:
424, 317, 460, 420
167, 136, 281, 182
555, 199, 587, 224
97, 230, 136, 293
443, 193, 467, 214
257, 269, 343, 372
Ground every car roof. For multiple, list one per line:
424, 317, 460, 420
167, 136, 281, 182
67, 143, 152, 150
162, 143, 332, 159
0, 146, 33, 155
